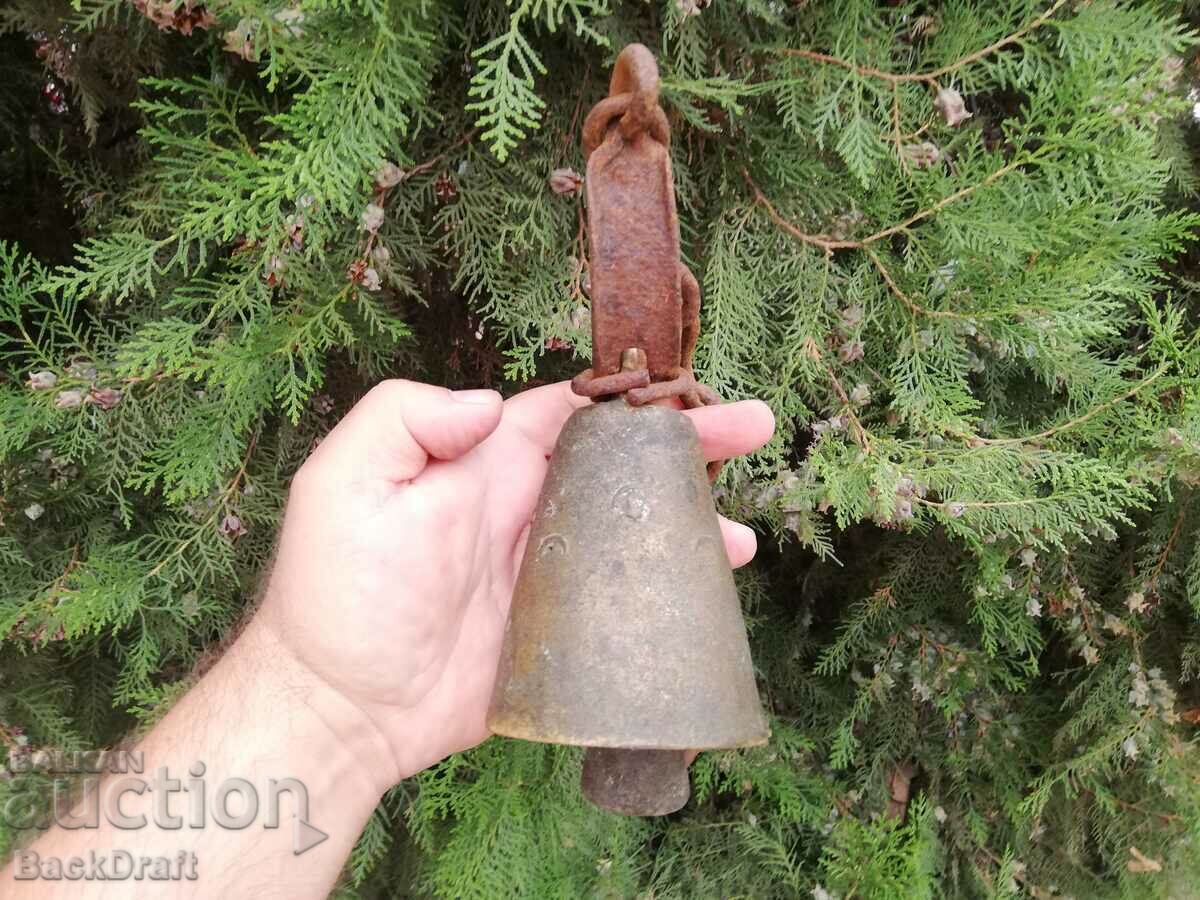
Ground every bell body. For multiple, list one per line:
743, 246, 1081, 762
487, 399, 768, 811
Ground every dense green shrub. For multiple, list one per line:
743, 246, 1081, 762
4, 0, 1200, 896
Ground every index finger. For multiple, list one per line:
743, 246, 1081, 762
503, 380, 775, 461
503, 380, 591, 456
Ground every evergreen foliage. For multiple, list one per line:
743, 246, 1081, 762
3, 0, 1200, 895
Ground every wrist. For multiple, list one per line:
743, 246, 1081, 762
236, 613, 403, 797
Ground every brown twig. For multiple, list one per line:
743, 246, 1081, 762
145, 429, 259, 580
558, 66, 590, 167
781, 48, 935, 85
41, 545, 81, 605
1147, 502, 1189, 595
824, 362, 873, 452
743, 155, 1030, 253
971, 364, 1171, 446
863, 247, 961, 320
745, 166, 1020, 320
568, 201, 588, 300
863, 155, 1029, 245
890, 82, 905, 164
1075, 591, 1101, 648
399, 127, 481, 185
356, 128, 482, 263
780, 0, 1067, 86
1082, 789, 1181, 826
913, 494, 1052, 511
742, 168, 857, 253
885, 760, 917, 820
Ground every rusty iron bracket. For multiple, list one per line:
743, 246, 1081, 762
570, 44, 722, 416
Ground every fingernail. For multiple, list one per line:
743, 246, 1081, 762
452, 389, 501, 405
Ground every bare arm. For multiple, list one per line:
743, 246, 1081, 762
3, 379, 773, 896
3, 619, 387, 897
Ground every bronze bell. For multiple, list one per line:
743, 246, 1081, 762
487, 44, 768, 815
487, 399, 769, 814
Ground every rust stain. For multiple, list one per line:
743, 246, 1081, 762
570, 45, 723, 433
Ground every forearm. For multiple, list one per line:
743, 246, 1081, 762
3, 617, 392, 898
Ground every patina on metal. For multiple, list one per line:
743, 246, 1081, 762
486, 43, 768, 817
487, 401, 769, 813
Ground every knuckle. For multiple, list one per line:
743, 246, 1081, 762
365, 378, 415, 407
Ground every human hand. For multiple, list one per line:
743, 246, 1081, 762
254, 380, 775, 790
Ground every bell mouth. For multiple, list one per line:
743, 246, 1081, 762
486, 719, 770, 752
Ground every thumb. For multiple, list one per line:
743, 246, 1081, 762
313, 380, 503, 483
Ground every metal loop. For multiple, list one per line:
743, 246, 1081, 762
582, 95, 628, 159
582, 43, 671, 160
582, 94, 670, 160
609, 43, 659, 106
610, 43, 659, 138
